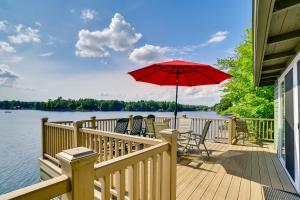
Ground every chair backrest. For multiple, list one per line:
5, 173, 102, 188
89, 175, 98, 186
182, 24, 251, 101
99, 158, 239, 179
200, 120, 212, 144
154, 122, 169, 139
114, 118, 129, 134
147, 114, 155, 121
178, 117, 192, 133
131, 115, 143, 135
145, 118, 155, 133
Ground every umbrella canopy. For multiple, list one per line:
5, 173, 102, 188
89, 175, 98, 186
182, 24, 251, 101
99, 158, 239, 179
128, 60, 232, 128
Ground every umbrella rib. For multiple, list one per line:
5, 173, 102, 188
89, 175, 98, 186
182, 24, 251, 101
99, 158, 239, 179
160, 72, 171, 85
187, 66, 219, 84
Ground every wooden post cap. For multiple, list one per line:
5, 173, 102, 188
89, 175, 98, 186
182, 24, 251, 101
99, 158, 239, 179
57, 147, 97, 166
41, 117, 48, 122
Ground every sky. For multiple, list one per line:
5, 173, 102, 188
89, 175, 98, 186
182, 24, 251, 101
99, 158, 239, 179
0, 0, 251, 106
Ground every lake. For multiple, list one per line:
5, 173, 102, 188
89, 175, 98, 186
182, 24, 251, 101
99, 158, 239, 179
0, 110, 221, 195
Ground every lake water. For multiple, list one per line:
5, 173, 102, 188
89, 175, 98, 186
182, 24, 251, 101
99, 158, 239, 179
0, 110, 221, 195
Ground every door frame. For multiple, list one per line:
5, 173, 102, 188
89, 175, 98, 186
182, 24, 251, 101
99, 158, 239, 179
277, 53, 300, 193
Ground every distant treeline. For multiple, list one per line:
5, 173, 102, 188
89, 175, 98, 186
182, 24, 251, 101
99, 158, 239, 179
0, 97, 213, 112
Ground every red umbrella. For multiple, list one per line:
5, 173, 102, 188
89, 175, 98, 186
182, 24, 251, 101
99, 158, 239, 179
128, 60, 232, 128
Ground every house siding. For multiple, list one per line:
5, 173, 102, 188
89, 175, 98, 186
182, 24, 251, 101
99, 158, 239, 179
274, 80, 279, 153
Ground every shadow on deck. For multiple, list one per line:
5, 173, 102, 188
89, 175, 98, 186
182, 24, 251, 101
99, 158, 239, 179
176, 142, 299, 200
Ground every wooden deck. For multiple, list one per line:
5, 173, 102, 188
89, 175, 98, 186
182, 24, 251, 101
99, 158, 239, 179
176, 142, 298, 200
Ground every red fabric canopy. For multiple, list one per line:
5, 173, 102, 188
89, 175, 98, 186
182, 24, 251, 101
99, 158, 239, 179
128, 60, 232, 86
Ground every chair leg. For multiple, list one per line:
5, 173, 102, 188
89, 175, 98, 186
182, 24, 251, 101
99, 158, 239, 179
203, 143, 210, 158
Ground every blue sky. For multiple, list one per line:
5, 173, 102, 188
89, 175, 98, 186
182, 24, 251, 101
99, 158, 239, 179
0, 0, 251, 106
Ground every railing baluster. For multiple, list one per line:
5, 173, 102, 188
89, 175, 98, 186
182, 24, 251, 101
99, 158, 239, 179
99, 135, 103, 162
104, 137, 108, 161
143, 159, 149, 200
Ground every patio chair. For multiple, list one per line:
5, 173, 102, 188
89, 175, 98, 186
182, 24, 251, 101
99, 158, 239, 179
127, 115, 144, 136
177, 117, 193, 155
235, 119, 250, 144
186, 120, 212, 158
153, 122, 170, 139
114, 118, 129, 134
144, 118, 155, 138
147, 114, 155, 121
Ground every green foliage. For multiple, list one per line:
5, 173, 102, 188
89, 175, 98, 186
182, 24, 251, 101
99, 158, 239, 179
216, 29, 274, 118
0, 98, 212, 112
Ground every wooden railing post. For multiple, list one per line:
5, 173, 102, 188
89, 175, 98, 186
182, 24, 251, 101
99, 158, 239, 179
73, 121, 83, 148
90, 116, 96, 129
41, 117, 48, 158
228, 116, 237, 145
228, 117, 233, 145
57, 147, 97, 200
160, 129, 178, 200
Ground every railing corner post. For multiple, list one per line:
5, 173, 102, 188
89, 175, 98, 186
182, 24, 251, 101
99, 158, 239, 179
90, 116, 96, 129
160, 129, 178, 200
73, 121, 83, 147
41, 117, 48, 158
57, 147, 97, 200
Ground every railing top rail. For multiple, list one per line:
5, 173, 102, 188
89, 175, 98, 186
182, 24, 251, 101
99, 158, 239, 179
50, 120, 73, 124
81, 128, 162, 146
94, 142, 169, 178
239, 117, 274, 121
0, 175, 70, 200
155, 116, 228, 120
44, 122, 74, 130
95, 118, 119, 121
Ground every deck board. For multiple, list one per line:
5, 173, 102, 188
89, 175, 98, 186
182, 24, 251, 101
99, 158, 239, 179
176, 142, 297, 200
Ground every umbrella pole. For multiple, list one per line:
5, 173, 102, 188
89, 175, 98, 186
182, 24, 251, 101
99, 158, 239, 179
174, 69, 179, 129
174, 83, 178, 129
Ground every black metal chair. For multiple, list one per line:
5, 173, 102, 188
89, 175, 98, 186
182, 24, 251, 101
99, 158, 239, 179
181, 120, 212, 158
114, 118, 129, 134
127, 115, 144, 136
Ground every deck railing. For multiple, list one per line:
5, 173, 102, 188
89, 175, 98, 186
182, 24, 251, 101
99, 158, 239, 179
229, 117, 275, 144
0, 114, 275, 200
155, 116, 229, 141
0, 175, 70, 200
2, 117, 175, 200
94, 129, 177, 200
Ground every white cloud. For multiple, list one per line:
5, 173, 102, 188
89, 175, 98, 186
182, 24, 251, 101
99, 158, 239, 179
39, 52, 54, 57
0, 41, 16, 53
81, 9, 96, 22
75, 13, 142, 58
35, 22, 42, 27
0, 20, 7, 31
0, 64, 19, 87
8, 24, 40, 44
205, 31, 229, 45
183, 86, 221, 98
129, 44, 170, 65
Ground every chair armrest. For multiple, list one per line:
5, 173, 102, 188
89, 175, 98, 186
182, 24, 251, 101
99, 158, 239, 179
191, 133, 201, 138
179, 130, 192, 134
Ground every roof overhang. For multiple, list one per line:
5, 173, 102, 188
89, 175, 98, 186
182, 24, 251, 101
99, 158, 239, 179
253, 0, 300, 86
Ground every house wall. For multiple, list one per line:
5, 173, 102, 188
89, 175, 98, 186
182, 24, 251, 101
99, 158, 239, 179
274, 80, 279, 153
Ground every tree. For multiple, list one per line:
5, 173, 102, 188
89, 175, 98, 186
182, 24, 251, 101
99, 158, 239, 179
216, 29, 274, 118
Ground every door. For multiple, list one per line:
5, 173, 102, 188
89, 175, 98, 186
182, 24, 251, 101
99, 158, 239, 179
279, 68, 295, 181
284, 69, 295, 180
